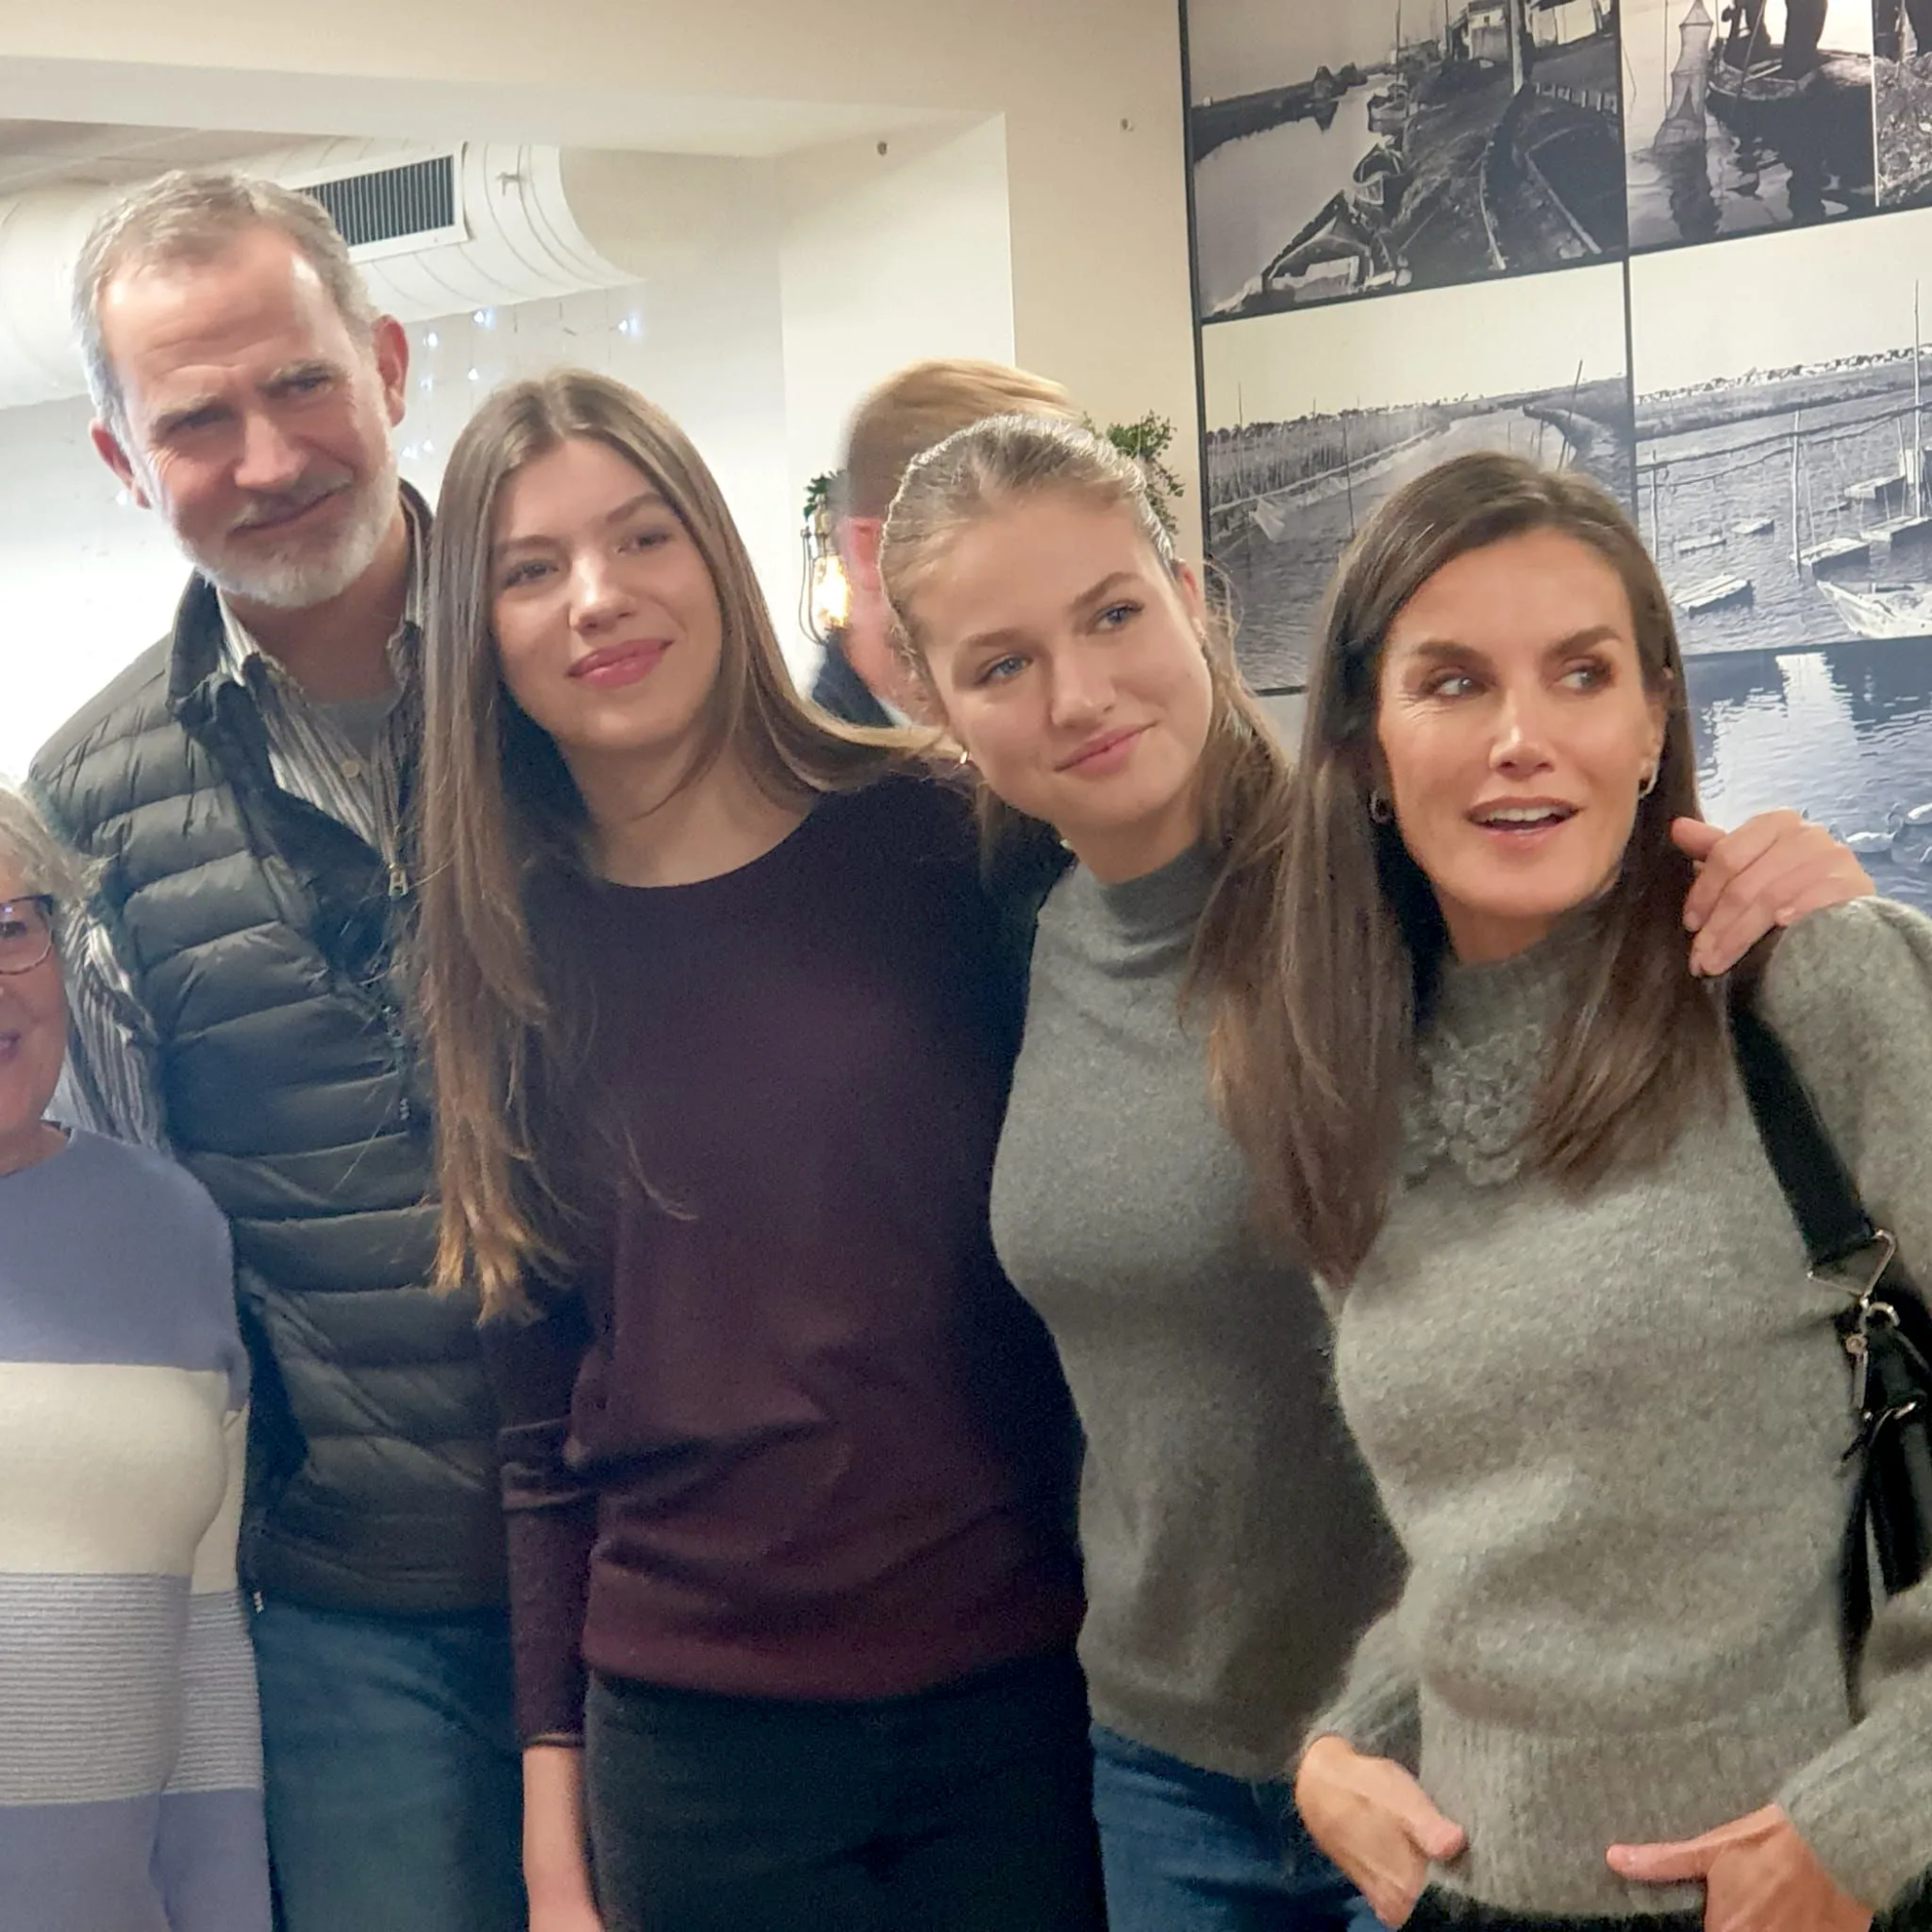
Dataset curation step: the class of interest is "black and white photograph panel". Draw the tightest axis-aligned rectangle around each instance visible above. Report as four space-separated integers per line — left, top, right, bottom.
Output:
1630 209 1932 659
1635 207 1932 906
1201 263 1634 690
1625 0 1875 253
1688 640 1932 909
1876 0 1932 206
1185 0 1624 324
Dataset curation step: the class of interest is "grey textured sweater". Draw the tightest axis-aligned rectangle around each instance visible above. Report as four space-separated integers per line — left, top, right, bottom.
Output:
1317 898 1932 1917
992 848 1402 1780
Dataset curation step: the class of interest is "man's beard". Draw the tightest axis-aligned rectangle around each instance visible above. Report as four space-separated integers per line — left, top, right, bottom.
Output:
170 440 402 612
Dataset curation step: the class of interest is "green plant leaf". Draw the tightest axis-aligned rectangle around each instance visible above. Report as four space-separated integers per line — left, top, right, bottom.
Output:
1083 412 1186 536
803 470 838 523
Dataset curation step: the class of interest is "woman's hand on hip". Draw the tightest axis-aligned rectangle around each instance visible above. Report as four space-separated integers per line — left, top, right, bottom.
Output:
524 1743 606 1932
1607 1803 1872 1932
1293 1733 1466 1929
529 1900 606 1932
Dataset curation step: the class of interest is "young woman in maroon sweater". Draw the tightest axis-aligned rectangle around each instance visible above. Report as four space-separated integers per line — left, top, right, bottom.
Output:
412 371 1094 1932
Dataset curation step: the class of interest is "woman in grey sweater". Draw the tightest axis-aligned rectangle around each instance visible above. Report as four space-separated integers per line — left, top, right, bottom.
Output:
1259 451 1932 1931
877 419 1879 1932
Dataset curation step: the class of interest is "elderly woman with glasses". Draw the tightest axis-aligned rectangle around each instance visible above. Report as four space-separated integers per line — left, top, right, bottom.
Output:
0 784 270 1930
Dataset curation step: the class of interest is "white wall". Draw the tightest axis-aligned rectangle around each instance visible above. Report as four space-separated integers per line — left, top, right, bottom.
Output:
779 118 1016 506
0 394 186 781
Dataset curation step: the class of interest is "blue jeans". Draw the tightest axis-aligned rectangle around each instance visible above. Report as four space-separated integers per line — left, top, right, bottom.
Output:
251 1598 526 1932
1092 1723 1382 1932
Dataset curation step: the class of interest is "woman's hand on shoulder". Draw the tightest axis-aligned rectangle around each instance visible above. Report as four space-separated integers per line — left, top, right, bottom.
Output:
1673 813 1871 979
1293 1732 1466 1929
1607 1803 1872 1932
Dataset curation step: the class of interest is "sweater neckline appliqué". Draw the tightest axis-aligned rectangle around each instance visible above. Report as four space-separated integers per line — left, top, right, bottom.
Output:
1399 921 1591 1188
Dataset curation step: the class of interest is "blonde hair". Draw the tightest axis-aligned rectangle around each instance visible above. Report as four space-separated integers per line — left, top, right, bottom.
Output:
418 369 911 1318
840 358 1076 525
879 410 1296 1056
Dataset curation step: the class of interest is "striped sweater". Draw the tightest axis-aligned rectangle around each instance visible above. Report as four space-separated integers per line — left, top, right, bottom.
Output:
0 1129 270 1931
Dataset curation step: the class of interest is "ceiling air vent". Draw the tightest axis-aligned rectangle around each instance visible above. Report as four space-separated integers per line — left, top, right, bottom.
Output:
300 156 463 258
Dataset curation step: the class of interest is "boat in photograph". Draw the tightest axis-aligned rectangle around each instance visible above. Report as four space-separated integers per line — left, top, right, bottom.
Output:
1801 530 1874 570
1675 572 1755 613
1200 0 1623 317
1678 572 1754 614
1367 77 1412 133
1815 579 1932 637
1708 49 1870 118
1256 191 1409 304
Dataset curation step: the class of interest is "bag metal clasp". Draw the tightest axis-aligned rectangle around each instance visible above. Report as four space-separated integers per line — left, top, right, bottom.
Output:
1813 1229 1899 1313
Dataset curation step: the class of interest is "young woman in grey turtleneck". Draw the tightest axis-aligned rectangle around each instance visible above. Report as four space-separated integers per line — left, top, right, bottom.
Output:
877 417 1875 1932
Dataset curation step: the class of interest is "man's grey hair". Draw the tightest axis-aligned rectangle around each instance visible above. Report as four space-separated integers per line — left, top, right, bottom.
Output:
73 168 379 432
0 784 83 906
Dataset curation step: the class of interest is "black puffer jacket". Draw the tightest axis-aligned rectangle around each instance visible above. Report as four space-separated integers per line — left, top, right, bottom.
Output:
32 575 503 1613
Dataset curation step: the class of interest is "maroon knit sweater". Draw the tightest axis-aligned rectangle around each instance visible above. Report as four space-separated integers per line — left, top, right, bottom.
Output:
482 774 1084 1741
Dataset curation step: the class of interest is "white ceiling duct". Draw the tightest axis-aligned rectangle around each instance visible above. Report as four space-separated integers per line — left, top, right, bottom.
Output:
0 182 114 406
0 139 655 412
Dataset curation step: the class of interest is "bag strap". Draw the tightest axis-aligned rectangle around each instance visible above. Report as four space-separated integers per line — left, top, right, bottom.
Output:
1726 966 1880 1275
1726 958 1885 1677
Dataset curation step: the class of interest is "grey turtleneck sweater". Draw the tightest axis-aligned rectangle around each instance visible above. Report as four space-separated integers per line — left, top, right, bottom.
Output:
1316 898 1932 1918
991 847 1403 1781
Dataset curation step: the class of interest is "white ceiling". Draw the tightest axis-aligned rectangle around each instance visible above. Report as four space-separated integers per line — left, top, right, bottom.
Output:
0 60 949 168
0 120 292 196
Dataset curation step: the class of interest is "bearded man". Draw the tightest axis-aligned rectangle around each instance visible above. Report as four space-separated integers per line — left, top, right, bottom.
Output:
30 171 524 1932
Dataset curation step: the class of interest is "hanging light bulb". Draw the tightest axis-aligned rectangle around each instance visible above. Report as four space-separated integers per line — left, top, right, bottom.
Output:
810 548 851 638
798 486 849 648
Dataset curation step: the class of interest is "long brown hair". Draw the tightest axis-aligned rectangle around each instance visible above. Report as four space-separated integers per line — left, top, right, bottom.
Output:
878 412 1298 1063
418 369 908 1318
1233 450 1726 1286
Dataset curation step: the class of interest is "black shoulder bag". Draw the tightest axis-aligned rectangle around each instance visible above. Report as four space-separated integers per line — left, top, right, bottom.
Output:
1729 972 1932 1671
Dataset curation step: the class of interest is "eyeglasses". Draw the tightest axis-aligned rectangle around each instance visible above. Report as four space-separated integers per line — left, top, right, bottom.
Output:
0 896 55 977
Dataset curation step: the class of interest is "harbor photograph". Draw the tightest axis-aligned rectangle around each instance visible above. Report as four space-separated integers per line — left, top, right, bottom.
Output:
1184 0 1625 322
1624 0 1875 252
1630 209 1932 657
1689 639 1932 909
1201 263 1633 689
